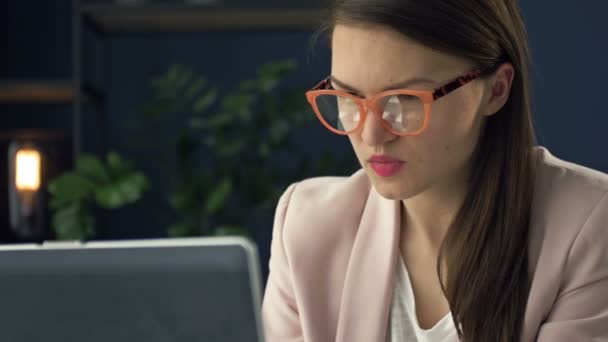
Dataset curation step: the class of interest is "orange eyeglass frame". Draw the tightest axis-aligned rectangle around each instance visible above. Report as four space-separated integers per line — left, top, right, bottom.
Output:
305 64 499 136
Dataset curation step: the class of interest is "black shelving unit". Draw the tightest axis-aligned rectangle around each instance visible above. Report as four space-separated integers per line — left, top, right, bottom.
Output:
2 1 327 164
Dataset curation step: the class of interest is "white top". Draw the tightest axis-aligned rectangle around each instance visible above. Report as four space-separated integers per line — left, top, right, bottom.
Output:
387 256 459 342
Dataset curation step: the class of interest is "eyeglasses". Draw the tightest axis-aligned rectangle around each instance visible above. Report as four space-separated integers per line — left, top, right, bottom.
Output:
305 65 497 136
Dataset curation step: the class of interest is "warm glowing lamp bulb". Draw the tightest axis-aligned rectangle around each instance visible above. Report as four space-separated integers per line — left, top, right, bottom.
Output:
15 149 41 192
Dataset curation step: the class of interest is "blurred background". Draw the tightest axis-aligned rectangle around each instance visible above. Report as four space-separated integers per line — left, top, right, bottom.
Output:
1 0 607 282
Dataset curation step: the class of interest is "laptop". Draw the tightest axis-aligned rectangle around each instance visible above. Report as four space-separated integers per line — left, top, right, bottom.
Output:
0 237 265 342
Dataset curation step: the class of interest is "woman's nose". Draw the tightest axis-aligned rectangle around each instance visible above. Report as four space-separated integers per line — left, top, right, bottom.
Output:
359 109 397 146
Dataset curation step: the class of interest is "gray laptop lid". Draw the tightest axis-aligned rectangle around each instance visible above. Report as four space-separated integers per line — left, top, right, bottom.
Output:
0 237 265 342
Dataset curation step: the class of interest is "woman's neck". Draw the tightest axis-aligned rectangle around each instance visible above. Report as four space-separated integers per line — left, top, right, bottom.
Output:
400 173 469 250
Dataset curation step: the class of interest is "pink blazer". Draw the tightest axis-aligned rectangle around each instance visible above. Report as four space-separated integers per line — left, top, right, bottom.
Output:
262 147 608 342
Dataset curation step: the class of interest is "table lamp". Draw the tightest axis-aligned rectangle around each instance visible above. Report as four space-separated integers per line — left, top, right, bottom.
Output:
8 142 46 240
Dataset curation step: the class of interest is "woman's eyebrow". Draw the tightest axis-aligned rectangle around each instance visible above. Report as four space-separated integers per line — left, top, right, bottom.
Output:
329 75 438 95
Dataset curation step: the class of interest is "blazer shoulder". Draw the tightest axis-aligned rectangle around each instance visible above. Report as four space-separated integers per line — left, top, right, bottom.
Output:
535 146 608 195
530 147 608 265
534 147 608 210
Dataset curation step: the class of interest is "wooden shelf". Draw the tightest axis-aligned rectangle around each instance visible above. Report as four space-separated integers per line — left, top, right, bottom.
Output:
0 129 67 142
81 5 327 32
0 81 104 104
0 81 74 103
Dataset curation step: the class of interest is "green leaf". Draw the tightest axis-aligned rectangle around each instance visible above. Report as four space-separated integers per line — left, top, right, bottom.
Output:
95 186 123 209
214 225 249 237
256 59 298 92
193 88 219 113
106 152 132 178
121 172 148 200
205 111 235 129
237 107 252 122
76 155 110 184
205 178 233 215
48 172 96 209
52 202 95 240
95 172 148 209
185 77 207 100
174 66 194 90
167 64 180 83
106 152 123 169
258 78 279 92
258 59 298 80
221 94 255 114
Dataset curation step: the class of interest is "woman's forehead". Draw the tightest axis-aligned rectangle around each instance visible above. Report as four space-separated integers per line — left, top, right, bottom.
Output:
330 24 470 93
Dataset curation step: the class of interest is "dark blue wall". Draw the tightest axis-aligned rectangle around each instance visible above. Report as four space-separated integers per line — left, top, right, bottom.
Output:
1 1 72 79
521 1 608 170
0 1 72 130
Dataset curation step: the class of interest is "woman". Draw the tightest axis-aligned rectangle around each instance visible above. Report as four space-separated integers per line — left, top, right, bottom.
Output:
262 1 608 341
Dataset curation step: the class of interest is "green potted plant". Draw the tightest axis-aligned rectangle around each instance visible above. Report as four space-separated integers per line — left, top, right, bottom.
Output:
47 152 149 240
139 59 357 237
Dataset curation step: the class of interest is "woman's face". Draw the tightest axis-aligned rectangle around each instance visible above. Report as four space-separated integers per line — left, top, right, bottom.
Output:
331 24 502 200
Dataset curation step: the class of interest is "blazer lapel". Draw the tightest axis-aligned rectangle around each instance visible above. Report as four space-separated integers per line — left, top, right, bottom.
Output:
335 188 401 342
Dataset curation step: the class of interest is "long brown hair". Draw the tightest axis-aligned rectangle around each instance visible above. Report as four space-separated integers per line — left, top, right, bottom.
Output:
323 1 537 341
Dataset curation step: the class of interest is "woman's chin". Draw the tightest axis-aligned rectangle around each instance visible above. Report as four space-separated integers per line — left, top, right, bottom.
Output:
369 177 408 200
366 171 425 201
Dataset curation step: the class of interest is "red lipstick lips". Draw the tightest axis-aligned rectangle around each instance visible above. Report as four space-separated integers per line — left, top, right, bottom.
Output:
368 155 406 177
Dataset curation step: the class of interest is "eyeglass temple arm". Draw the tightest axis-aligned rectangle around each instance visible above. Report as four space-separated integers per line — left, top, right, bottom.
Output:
432 62 503 101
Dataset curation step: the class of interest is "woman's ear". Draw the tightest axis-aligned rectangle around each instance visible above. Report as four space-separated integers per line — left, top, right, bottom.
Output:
481 63 515 117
